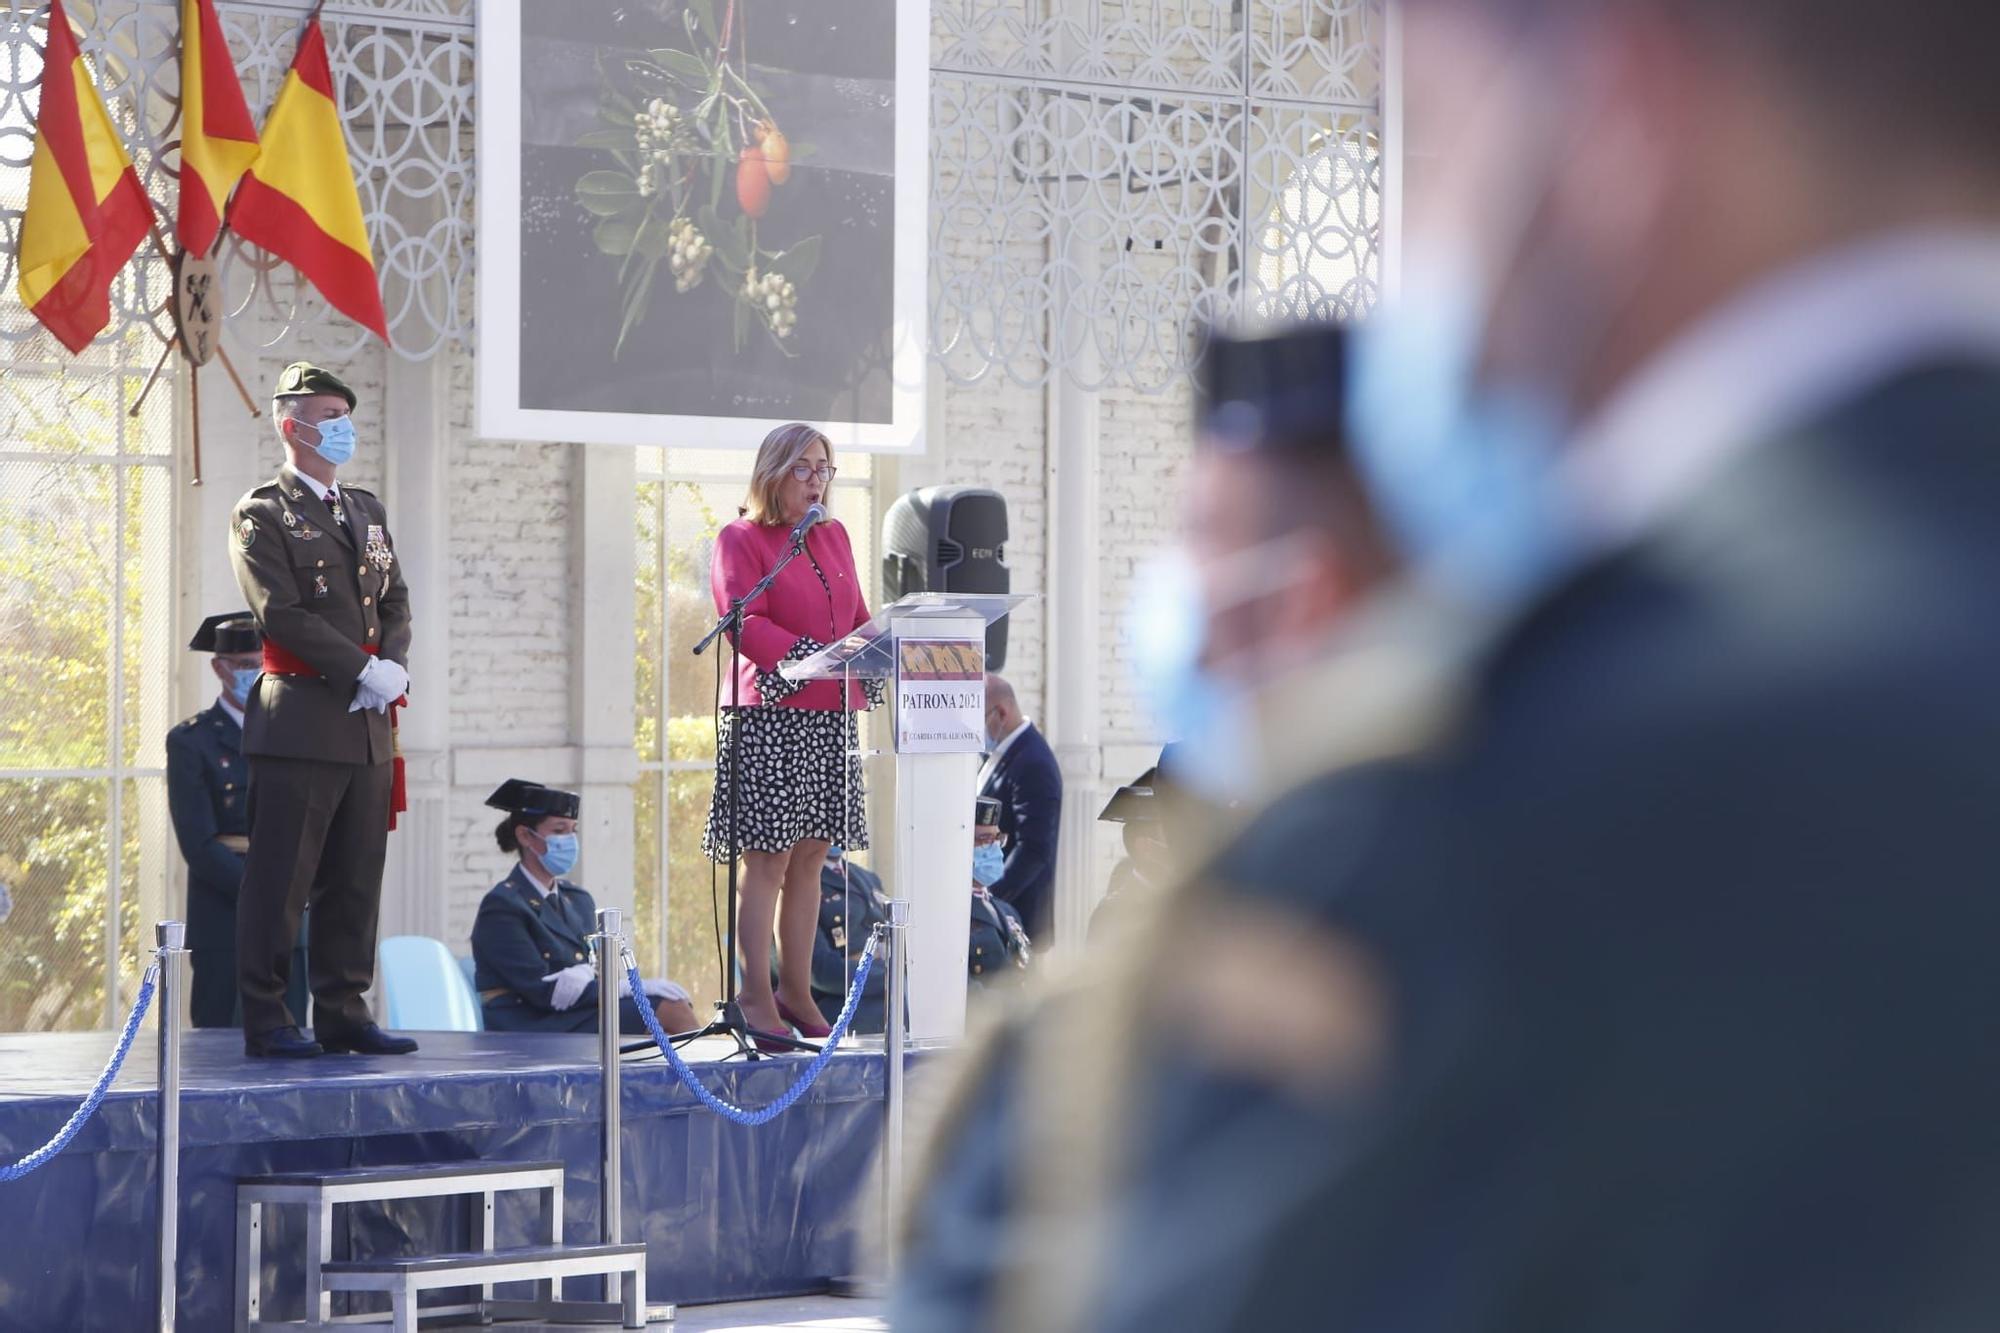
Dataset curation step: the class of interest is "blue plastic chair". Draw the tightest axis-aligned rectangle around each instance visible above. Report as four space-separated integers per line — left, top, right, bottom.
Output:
378 935 484 1032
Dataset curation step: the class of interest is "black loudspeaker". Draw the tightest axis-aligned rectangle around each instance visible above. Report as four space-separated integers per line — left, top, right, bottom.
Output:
882 485 1010 670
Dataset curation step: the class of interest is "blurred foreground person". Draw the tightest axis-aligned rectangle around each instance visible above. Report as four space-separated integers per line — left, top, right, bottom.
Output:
896 321 1422 1326
901 0 2000 1328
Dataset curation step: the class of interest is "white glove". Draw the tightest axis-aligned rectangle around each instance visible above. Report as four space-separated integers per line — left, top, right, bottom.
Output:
540 962 593 1010
372 658 410 700
348 657 410 713
642 977 689 1004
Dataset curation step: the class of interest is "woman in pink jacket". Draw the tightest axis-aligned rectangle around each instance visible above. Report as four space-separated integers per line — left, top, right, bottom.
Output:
701 422 877 1044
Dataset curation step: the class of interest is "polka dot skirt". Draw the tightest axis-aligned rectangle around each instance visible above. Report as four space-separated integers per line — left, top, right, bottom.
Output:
702 706 869 859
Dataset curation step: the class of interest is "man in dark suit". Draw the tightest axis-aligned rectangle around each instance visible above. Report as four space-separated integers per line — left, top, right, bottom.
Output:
900 0 2000 1328
976 673 1062 945
229 362 415 1059
166 612 308 1029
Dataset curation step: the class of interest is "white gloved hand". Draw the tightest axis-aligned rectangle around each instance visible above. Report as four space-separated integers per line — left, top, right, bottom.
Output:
641 977 689 1004
540 962 593 1010
371 658 410 700
348 657 406 713
349 657 409 713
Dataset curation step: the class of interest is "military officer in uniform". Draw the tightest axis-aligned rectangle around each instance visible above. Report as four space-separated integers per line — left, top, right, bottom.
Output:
796 845 1028 1034
166 612 309 1029
228 362 417 1059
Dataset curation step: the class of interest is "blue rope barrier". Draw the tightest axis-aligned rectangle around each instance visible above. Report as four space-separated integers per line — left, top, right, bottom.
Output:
0 962 158 1182
625 931 880 1126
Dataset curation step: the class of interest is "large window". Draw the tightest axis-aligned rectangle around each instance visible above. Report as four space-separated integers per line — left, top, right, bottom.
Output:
0 354 179 1031
1254 116 1382 322
632 447 875 1007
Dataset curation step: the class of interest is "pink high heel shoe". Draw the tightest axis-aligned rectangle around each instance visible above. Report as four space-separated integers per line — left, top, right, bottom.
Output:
775 996 833 1039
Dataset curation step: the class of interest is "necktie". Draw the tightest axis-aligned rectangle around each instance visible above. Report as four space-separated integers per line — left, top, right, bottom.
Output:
324 489 346 529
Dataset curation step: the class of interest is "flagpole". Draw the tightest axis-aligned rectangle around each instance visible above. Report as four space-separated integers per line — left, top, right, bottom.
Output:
212 345 262 422
129 335 180 420
188 356 203 486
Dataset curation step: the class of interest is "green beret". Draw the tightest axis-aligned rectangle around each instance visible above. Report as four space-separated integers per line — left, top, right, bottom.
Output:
272 361 357 409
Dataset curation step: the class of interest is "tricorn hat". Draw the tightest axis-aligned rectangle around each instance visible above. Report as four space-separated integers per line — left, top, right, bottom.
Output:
1197 321 1349 451
1098 765 1162 824
188 611 262 655
484 779 582 820
272 361 357 410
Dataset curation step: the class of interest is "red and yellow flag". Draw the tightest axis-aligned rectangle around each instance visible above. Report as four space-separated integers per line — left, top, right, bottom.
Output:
175 0 259 258
16 0 155 354
228 16 389 343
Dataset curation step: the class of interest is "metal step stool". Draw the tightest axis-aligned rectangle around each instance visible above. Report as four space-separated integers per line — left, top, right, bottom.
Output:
235 1159 641 1330
322 1243 647 1332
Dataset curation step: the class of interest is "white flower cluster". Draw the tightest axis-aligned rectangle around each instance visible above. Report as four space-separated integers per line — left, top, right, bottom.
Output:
668 216 713 292
741 268 799 339
635 99 691 198
634 98 686 154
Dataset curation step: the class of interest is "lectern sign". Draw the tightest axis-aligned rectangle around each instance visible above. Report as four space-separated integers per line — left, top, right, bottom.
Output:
895 637 985 754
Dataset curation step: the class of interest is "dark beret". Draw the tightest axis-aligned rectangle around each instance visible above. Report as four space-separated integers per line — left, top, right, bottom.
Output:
272 361 357 409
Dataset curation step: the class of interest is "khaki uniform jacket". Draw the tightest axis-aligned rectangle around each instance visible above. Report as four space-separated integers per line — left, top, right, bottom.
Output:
228 470 412 765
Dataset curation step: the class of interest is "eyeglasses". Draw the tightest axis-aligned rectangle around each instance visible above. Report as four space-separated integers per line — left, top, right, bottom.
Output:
788 463 838 482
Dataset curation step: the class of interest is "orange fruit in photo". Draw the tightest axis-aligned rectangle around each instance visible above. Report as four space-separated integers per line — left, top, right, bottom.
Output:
736 146 771 218
760 123 791 185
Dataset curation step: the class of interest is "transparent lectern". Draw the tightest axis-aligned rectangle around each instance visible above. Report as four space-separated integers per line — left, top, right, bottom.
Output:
783 592 1030 1044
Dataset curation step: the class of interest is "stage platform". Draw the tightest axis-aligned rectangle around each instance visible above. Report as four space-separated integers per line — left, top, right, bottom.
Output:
0 1029 892 1332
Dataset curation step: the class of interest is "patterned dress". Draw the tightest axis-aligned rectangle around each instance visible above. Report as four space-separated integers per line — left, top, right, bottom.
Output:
702 552 880 858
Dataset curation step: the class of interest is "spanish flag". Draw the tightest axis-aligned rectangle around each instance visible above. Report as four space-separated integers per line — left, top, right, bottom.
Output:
228 15 389 343
16 0 154 354
175 0 259 258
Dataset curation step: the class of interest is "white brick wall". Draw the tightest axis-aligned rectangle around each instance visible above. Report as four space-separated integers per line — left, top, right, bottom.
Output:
440 342 580 932
931 372 1050 717
1097 375 1194 753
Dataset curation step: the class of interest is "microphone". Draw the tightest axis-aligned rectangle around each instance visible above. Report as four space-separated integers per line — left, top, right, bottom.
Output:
788 502 827 547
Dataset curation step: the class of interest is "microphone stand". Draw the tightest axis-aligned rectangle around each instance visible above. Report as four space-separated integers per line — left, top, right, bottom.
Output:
674 523 823 1060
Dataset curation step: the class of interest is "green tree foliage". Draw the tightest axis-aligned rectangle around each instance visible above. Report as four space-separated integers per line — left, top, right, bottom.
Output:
0 373 159 1031
632 477 729 1008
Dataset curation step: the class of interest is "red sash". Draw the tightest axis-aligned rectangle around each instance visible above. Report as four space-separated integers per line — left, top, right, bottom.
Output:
260 641 409 830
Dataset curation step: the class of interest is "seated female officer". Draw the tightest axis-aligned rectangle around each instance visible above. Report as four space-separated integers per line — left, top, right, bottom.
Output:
471 779 699 1035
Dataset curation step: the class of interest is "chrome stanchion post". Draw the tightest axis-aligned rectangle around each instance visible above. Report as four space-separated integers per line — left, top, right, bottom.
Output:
883 902 909 1272
593 909 623 1248
155 920 187 1333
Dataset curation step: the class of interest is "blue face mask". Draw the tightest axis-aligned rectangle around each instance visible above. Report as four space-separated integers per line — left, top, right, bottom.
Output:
1129 549 1258 804
230 666 260 703
972 841 1006 886
307 414 357 467
1346 256 1575 609
536 831 579 877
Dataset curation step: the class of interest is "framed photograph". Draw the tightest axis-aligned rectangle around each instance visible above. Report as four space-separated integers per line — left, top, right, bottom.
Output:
477 0 926 451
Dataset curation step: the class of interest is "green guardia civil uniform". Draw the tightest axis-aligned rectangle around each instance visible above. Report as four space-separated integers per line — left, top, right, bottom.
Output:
227 362 412 1039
